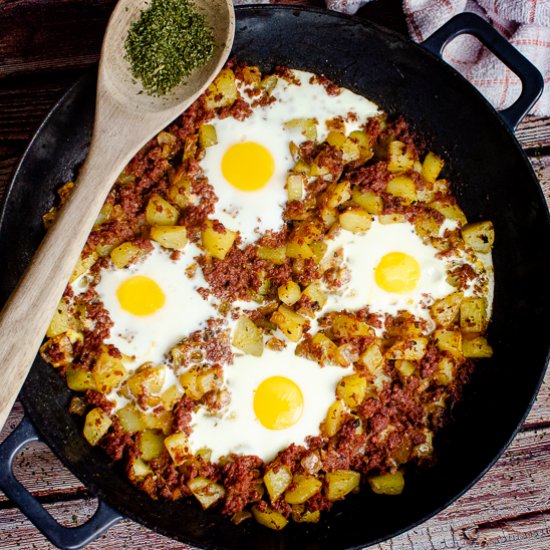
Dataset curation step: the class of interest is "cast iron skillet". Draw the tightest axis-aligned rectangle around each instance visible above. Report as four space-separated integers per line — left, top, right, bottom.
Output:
0 6 548 550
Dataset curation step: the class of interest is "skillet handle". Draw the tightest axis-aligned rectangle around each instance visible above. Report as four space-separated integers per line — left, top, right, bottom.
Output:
421 12 544 129
0 416 123 550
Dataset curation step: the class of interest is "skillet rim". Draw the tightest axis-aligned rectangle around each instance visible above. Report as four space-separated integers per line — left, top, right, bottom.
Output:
1 5 549 549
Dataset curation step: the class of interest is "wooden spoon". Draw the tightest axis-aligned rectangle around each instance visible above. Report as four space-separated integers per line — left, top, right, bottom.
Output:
0 0 235 430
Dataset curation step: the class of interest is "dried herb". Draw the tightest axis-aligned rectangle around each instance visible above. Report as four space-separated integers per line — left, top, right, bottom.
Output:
125 0 215 96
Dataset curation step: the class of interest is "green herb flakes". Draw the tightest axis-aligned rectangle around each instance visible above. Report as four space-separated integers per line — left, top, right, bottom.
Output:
125 0 215 96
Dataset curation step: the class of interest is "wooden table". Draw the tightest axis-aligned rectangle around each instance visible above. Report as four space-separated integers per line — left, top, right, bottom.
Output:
1 1 549 548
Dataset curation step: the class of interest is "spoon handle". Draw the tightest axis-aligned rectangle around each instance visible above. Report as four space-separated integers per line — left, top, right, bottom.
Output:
0 139 128 430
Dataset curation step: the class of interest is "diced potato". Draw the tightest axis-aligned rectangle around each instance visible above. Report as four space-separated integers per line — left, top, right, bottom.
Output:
326 470 361 501
167 176 191 209
138 430 165 461
368 471 405 495
278 281 301 306
47 298 77 337
284 475 322 504
257 245 286 264
159 384 184 410
199 124 218 148
332 314 373 338
40 331 81 368
387 141 414 173
242 65 261 86
128 457 152 479
351 189 383 214
336 373 368 409
264 466 293 501
326 131 346 148
430 291 463 328
386 338 428 361
285 241 313 259
146 193 179 226
395 360 416 377
66 364 96 392
117 404 146 433
321 399 346 437
286 174 305 201
70 252 98 283
92 350 128 393
461 221 495 253
386 175 417 204
188 477 226 509
326 181 351 209
341 138 361 163
292 507 320 523
302 282 327 307
232 316 264 357
339 208 372 233
310 241 327 264
142 409 173 435
460 297 488 333
150 225 188 250
463 335 493 358
83 407 112 446
180 366 222 400
297 333 346 367
271 305 307 342
201 220 237 260
348 130 370 149
293 160 311 175
414 212 441 241
205 68 238 109
320 206 337 227
421 152 444 183
110 242 146 269
436 357 455 386
284 118 317 140
434 329 463 359
261 75 278 94
360 343 384 373
251 504 288 530
429 200 467 227
164 432 190 466
126 365 165 401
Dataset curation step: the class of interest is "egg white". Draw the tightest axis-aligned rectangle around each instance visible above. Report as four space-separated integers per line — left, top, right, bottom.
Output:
95 242 218 371
200 69 380 243
187 345 353 462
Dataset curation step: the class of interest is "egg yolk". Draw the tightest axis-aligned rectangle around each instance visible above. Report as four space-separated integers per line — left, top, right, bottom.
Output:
253 376 303 430
374 252 421 294
221 142 275 191
116 275 165 316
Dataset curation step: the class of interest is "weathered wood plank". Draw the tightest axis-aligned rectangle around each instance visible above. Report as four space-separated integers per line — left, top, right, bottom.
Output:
517 116 550 149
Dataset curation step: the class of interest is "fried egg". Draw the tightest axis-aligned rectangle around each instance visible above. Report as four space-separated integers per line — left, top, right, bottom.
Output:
200 70 379 242
322 220 467 330
187 345 353 462
95 243 218 370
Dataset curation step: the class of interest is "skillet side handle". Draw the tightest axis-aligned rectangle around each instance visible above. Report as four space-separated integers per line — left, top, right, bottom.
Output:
421 12 544 129
0 417 123 550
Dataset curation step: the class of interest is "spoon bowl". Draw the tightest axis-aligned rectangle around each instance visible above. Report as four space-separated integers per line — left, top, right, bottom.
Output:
0 0 235 431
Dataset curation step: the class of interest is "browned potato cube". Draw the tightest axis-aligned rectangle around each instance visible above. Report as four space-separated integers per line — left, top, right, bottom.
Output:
164 432 190 466
201 220 237 260
110 241 146 269
352 189 383 214
463 335 493 358
421 152 444 183
461 221 495 253
430 292 463 328
270 306 307 342
284 475 322 504
146 193 179 226
252 504 288 530
198 124 218 148
321 399 346 437
150 225 188 249
368 471 405 495
386 175 417 204
278 280 302 306
188 477 225 509
336 373 368 409
326 470 361 501
92 349 128 393
286 174 305 201
83 408 112 446
434 329 463 359
232 316 264 357
264 466 292 502
204 69 238 109
460 297 488 333
387 140 414 173
138 430 165 461
257 245 287 264
339 208 372 233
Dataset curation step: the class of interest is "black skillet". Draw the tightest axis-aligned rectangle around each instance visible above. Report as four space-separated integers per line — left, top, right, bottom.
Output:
0 6 548 550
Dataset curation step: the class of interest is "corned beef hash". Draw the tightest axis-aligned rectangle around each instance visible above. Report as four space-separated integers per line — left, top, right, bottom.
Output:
40 61 495 529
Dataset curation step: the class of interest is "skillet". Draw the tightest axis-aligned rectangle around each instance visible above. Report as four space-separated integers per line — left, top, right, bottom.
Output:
0 6 549 550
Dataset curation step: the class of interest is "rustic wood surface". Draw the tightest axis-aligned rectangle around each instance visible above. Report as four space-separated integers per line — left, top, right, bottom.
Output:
0 0 548 548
